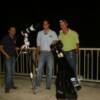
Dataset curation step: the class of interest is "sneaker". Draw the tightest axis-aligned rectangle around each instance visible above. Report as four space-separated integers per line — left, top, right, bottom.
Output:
5 89 10 93
34 87 40 94
75 84 82 91
12 86 18 89
71 77 82 91
46 87 51 90
73 81 82 91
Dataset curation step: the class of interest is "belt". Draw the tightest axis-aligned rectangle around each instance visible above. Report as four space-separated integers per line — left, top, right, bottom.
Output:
40 50 51 53
65 49 76 53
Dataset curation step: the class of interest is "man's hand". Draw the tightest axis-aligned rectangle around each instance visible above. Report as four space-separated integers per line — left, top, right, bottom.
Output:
15 47 20 55
36 54 40 64
0 45 11 59
36 47 40 64
5 54 11 59
76 44 80 53
16 47 20 51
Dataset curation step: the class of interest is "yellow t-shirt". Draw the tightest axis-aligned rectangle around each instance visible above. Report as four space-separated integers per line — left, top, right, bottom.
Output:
59 29 79 51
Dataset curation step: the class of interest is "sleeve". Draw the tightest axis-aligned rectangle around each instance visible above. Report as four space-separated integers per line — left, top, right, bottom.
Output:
0 37 6 46
58 31 62 40
36 32 41 47
75 32 79 44
0 40 2 45
53 31 58 40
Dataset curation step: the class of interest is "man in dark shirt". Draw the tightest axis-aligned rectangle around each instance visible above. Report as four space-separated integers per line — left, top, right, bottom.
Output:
0 26 18 93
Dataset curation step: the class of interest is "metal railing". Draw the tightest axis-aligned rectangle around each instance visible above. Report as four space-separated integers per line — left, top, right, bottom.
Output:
0 48 37 76
77 48 100 82
0 48 100 82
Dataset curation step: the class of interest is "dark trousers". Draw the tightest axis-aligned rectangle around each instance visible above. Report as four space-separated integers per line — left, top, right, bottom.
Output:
5 56 16 90
64 50 77 77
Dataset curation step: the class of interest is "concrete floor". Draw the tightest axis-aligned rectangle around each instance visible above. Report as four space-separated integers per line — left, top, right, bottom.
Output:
0 77 100 100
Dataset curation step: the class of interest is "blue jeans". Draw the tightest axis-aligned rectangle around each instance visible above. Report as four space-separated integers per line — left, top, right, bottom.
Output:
5 56 16 90
64 50 77 77
34 51 54 89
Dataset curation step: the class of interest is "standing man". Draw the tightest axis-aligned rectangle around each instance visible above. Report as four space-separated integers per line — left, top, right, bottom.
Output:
0 26 18 93
59 19 79 79
34 20 58 94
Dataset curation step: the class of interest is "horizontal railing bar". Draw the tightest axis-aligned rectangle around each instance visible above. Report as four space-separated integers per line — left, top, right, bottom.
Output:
80 48 100 50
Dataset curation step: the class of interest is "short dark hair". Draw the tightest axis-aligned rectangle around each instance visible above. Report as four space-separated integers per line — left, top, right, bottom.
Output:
59 19 69 27
7 25 16 30
42 19 50 25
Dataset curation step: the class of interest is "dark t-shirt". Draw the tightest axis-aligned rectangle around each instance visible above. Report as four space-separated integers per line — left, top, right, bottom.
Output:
0 35 17 57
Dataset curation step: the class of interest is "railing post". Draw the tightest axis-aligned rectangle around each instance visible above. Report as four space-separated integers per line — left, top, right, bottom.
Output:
84 50 86 79
91 50 93 80
97 51 99 80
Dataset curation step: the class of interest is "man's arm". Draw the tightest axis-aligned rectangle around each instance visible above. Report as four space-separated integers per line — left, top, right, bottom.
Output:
53 31 58 40
74 32 80 53
58 31 62 40
15 47 20 55
0 45 10 59
36 32 41 62
36 46 40 62
76 43 80 53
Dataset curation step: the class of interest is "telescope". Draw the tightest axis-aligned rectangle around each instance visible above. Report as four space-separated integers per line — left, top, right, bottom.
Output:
21 24 36 50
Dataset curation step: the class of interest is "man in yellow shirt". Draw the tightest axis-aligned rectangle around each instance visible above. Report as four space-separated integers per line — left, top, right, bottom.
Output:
59 19 79 78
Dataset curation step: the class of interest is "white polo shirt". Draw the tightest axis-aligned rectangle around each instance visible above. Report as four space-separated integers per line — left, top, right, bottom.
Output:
37 29 58 51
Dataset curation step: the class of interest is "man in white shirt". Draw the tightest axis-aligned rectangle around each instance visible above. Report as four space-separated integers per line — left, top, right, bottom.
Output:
34 20 58 94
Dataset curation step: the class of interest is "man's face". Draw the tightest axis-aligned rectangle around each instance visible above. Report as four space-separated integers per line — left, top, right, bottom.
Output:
59 20 68 29
8 27 16 36
43 21 50 30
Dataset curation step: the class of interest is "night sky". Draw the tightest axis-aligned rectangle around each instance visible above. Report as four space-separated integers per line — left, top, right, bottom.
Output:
0 1 100 47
